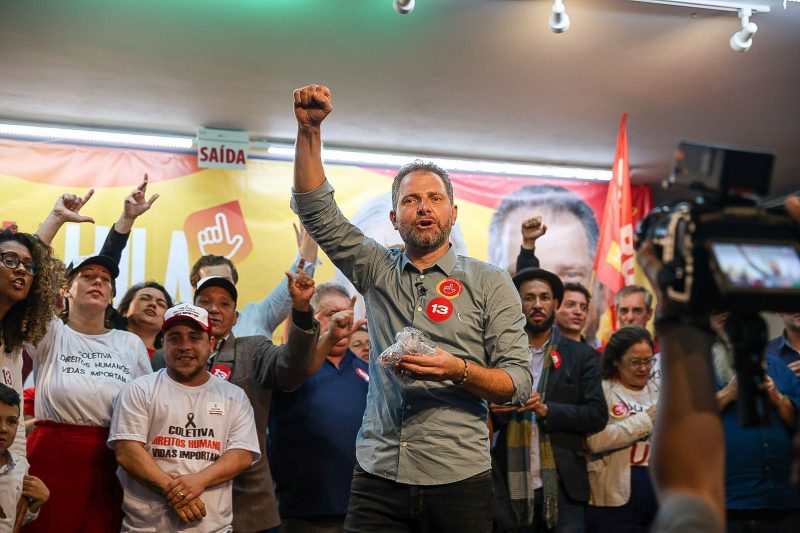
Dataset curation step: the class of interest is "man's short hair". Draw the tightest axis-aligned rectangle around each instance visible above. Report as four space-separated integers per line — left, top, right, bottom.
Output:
190 255 238 288
391 160 454 211
614 285 653 309
0 383 20 410
310 282 351 310
563 282 591 303
488 184 599 266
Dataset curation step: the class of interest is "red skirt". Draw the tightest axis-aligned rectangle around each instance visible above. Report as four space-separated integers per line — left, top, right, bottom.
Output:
23 421 122 533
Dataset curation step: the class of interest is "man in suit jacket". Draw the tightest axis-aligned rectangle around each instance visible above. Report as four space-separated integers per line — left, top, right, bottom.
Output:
493 267 607 532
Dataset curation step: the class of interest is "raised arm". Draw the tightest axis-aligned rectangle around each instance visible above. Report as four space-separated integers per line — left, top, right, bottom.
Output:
233 223 319 338
293 84 333 193
637 241 724 526
99 174 159 262
516 216 546 272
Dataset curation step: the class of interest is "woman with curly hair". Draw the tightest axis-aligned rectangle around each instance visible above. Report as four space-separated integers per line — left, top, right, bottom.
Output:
24 188 153 533
585 326 660 533
0 228 62 457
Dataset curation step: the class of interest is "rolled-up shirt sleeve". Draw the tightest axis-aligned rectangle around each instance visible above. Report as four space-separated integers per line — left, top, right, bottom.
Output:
483 270 532 405
291 180 386 294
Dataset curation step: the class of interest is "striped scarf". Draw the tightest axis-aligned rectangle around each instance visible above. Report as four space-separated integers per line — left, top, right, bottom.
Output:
505 328 560 529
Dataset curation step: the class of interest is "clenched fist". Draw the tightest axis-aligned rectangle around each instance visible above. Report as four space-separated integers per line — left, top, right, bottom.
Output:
294 84 333 128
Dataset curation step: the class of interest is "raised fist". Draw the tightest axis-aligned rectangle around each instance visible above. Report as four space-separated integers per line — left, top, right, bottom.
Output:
294 84 333 128
521 216 547 249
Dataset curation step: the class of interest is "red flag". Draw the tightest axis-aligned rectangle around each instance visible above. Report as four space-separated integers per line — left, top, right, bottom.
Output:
593 113 635 294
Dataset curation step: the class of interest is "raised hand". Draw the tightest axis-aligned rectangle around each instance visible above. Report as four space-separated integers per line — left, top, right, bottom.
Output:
123 174 159 220
294 221 319 264
197 212 244 259
521 216 547 250
52 189 95 224
294 84 333 128
286 258 315 311
328 296 367 343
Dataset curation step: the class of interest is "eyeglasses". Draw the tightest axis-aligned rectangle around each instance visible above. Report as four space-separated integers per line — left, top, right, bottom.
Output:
0 252 38 276
621 357 655 369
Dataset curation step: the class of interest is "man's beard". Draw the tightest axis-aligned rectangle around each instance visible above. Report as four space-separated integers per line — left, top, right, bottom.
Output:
525 312 555 335
396 218 451 251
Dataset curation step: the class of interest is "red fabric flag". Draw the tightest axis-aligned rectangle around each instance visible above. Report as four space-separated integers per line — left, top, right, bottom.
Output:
593 113 635 294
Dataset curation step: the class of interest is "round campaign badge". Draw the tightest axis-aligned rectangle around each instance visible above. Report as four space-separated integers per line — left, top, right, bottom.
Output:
426 297 454 322
436 277 463 299
210 364 232 381
550 351 562 369
355 368 370 382
610 401 630 419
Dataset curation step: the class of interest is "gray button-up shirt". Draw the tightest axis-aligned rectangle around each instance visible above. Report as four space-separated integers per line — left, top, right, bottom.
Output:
292 180 531 485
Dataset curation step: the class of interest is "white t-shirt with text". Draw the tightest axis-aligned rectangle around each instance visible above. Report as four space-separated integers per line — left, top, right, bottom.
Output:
109 370 260 533
26 317 151 427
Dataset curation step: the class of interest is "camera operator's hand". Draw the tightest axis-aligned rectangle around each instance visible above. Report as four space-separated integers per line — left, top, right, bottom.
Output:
715 377 738 411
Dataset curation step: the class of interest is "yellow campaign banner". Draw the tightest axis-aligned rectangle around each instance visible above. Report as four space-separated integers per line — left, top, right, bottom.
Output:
1 140 652 345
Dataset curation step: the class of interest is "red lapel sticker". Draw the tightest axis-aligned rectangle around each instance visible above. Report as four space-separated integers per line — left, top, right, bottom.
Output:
210 364 232 381
427 297 454 322
610 401 630 419
355 368 370 382
550 350 562 369
436 278 463 299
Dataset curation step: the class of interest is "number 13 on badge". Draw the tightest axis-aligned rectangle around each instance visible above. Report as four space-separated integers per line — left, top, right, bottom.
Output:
427 297 453 322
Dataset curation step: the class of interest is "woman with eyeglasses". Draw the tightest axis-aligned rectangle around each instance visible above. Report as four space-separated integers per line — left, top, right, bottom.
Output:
0 229 61 457
585 326 660 533
22 190 152 533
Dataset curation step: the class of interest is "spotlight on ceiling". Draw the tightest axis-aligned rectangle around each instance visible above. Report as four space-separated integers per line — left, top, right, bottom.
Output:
730 8 758 52
393 0 415 14
549 0 571 33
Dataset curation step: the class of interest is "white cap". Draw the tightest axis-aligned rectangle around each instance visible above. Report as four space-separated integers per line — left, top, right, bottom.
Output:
162 303 210 332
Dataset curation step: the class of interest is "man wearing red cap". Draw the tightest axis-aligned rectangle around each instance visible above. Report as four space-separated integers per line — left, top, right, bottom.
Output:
110 303 260 532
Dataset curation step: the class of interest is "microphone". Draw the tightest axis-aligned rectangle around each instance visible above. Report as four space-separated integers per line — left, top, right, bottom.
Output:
415 280 427 298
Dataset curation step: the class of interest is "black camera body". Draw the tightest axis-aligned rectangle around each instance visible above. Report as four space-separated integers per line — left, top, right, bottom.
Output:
636 141 800 315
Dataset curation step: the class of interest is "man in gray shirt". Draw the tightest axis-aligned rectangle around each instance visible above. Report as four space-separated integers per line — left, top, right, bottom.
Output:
291 84 532 532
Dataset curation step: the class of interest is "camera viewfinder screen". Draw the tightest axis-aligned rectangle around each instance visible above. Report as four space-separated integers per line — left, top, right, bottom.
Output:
711 242 800 290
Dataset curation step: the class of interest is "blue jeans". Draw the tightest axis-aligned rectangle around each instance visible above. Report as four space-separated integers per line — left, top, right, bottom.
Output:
344 465 493 532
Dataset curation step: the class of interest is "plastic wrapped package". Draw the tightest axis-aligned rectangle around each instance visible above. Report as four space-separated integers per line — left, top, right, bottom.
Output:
378 327 437 382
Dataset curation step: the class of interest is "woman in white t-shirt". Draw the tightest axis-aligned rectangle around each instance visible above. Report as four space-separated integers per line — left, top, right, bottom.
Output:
25 253 151 533
0 229 62 458
586 326 660 533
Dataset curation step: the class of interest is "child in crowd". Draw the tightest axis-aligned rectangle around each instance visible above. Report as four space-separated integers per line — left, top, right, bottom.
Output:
0 383 49 531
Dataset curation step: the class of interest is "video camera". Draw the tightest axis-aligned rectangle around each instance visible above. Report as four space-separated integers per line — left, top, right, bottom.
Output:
636 141 800 315
636 141 800 427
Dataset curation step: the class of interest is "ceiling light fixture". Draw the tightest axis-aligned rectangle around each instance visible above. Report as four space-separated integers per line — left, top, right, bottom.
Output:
265 142 612 181
549 0 571 33
630 0 769 52
393 0 415 14
729 8 758 52
0 122 194 150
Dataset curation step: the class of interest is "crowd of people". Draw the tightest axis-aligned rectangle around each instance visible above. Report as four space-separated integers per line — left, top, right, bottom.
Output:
0 84 798 533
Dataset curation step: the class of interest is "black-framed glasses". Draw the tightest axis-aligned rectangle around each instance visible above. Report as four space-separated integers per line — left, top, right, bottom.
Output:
0 252 39 276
